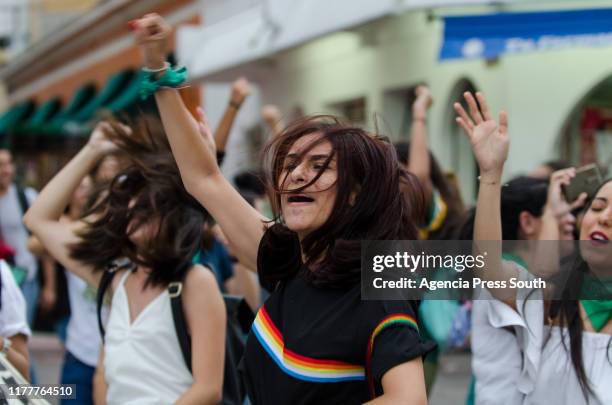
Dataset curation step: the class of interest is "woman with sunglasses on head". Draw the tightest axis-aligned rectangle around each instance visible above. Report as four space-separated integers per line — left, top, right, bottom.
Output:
24 116 226 405
134 13 434 405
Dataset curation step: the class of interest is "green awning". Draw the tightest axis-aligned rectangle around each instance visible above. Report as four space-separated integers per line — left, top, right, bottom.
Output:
72 70 134 122
0 101 35 135
14 98 62 136
58 69 145 137
27 98 62 126
105 70 145 113
40 84 97 135
54 84 96 122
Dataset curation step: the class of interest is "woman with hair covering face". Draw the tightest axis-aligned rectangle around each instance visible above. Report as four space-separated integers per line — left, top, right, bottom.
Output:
134 13 434 405
23 116 226 405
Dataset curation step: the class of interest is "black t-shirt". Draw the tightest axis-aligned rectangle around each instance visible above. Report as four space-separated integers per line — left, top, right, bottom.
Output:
242 226 435 405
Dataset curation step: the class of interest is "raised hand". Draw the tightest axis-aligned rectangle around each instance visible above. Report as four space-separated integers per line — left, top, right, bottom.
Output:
261 105 282 123
454 92 508 178
132 13 171 70
230 77 251 107
412 85 433 120
87 121 122 155
545 168 588 238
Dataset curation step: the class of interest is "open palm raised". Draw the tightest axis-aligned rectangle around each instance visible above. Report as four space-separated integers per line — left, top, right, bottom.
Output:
454 92 508 176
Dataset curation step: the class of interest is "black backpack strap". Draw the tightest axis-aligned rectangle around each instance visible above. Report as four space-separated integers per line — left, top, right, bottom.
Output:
169 280 192 373
96 259 133 341
96 270 117 342
169 263 257 404
16 185 29 216
168 264 194 373
16 186 32 237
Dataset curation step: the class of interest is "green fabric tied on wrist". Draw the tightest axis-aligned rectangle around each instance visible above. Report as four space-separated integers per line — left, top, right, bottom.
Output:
140 65 188 100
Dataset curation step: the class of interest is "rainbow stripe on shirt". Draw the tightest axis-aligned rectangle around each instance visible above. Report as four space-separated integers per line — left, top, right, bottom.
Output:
366 314 419 397
251 306 365 383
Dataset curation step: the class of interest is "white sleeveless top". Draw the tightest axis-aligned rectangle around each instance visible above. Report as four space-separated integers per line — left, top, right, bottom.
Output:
104 271 193 404
65 272 102 367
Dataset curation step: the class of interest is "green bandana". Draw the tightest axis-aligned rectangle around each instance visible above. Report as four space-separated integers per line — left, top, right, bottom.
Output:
140 65 188 100
580 275 612 332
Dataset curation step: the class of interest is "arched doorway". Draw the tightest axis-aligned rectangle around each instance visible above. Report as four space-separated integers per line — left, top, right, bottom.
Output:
445 78 479 205
560 75 612 177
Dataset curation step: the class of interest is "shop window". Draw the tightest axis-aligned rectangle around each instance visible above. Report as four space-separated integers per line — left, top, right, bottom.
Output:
329 97 366 126
381 85 418 140
446 79 479 204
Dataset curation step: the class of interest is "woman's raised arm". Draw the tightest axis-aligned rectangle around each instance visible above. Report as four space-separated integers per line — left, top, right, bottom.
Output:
133 14 268 270
407 85 433 197
454 92 518 305
23 123 118 288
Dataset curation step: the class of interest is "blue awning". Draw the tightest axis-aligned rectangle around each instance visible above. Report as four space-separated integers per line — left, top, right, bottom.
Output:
440 8 612 60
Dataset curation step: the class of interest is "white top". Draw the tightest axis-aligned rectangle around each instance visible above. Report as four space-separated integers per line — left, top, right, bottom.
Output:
0 260 30 338
0 185 38 280
473 264 612 405
104 271 193 404
65 272 102 367
472 295 523 405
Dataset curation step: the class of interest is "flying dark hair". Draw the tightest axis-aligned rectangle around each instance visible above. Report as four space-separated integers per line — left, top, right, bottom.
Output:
69 113 211 287
458 176 549 241
394 141 465 240
259 115 425 288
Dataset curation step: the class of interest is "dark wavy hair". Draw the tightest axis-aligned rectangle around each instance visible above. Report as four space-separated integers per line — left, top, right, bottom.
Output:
69 113 210 287
458 176 549 241
258 115 425 288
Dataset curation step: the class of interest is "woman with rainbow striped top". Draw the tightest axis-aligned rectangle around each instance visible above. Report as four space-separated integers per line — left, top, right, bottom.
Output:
133 13 434 405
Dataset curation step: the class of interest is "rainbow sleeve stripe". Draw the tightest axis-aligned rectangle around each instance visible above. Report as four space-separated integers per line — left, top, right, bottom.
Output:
252 306 365 383
366 314 419 398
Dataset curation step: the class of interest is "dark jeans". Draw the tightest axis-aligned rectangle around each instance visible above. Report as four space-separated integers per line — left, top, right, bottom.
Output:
60 351 95 405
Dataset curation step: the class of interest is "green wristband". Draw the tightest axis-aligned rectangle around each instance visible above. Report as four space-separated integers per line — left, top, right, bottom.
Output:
140 65 188 100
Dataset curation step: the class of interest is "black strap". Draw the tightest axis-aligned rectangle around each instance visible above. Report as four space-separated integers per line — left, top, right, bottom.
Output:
16 185 29 216
16 186 31 237
96 259 134 341
96 270 118 342
169 277 192 373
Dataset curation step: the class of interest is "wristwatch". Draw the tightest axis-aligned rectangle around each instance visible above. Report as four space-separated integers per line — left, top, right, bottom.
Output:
1 337 11 354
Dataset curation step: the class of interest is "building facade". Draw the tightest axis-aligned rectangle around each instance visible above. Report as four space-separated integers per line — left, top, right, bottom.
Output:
0 0 201 186
179 0 612 203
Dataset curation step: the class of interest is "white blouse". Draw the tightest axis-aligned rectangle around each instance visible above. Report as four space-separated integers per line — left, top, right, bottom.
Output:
0 260 30 339
104 271 193 404
472 264 612 405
